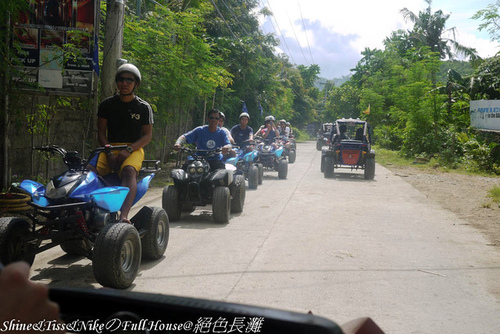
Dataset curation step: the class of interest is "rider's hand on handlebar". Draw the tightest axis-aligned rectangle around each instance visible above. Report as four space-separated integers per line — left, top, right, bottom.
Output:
173 144 182 151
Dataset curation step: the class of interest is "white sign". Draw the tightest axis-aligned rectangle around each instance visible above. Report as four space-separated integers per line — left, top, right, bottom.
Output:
470 100 500 132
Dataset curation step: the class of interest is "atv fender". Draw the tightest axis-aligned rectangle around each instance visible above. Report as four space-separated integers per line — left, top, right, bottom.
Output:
209 169 233 186
171 168 189 184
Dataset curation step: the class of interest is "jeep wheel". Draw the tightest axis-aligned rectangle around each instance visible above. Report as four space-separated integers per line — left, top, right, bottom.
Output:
324 156 335 178
288 149 296 164
257 163 264 185
248 165 259 189
162 186 181 221
141 207 169 260
230 175 246 213
278 159 288 179
0 217 36 265
212 186 230 223
364 157 375 180
93 222 141 289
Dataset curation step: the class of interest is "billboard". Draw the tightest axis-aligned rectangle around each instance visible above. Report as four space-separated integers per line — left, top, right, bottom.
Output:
12 0 98 95
470 100 500 132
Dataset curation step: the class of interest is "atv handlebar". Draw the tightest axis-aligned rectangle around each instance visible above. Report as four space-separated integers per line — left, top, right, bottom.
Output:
33 144 131 170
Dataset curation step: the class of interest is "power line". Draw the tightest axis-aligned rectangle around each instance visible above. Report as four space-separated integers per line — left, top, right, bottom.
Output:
297 1 315 64
261 0 296 64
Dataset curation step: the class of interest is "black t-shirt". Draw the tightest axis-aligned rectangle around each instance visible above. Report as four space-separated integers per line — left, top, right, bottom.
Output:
98 95 154 143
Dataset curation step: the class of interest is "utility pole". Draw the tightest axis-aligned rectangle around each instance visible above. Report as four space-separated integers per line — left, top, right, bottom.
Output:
101 0 126 100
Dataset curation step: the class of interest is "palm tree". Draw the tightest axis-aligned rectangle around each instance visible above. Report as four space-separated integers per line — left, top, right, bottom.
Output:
400 0 479 61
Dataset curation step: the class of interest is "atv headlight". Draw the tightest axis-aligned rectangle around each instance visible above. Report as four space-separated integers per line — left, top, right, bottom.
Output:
197 167 204 173
45 179 75 199
262 145 272 153
188 167 197 174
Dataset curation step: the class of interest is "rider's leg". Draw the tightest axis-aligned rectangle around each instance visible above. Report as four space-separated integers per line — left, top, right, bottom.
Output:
119 165 137 222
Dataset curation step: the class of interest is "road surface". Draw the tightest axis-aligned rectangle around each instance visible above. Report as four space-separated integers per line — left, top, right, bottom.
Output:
30 141 500 333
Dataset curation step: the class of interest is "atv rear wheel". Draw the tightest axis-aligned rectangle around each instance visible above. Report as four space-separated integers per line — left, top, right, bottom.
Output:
248 165 259 189
0 217 36 265
93 222 141 289
230 175 246 213
162 186 181 221
141 207 169 260
212 186 230 223
278 159 288 179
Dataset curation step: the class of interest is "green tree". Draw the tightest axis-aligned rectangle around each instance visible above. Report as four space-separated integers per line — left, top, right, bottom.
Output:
473 0 500 43
400 0 478 62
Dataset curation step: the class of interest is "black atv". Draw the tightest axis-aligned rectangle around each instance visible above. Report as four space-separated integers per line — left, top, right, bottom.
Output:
162 148 245 223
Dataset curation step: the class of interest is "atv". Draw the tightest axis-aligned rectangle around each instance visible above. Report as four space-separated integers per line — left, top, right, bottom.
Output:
0 145 169 289
321 118 375 179
163 147 245 223
254 138 288 179
225 141 263 190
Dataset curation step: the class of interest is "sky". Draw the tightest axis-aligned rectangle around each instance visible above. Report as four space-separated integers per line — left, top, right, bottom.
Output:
259 0 500 79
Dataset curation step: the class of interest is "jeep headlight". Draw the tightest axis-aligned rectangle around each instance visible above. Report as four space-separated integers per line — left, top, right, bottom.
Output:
45 179 75 199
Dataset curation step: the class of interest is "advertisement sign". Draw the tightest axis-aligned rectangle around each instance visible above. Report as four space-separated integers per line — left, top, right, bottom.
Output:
12 0 98 95
470 100 500 132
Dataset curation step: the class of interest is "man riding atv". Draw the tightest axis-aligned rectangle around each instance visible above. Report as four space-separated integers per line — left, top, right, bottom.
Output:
173 109 231 170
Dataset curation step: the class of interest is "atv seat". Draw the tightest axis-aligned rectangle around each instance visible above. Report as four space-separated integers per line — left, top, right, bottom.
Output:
140 160 161 176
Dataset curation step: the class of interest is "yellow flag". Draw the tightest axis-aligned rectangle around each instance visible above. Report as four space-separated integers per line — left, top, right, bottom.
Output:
363 104 371 115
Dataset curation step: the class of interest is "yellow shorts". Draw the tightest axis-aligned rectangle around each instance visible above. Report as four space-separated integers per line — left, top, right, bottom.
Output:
96 143 144 176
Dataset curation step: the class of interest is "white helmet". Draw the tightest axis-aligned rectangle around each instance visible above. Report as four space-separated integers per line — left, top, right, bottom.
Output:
239 112 250 120
115 63 141 84
265 115 275 122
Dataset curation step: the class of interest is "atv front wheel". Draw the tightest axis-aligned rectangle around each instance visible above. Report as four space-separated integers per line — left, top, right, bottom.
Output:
0 217 36 265
288 149 296 163
278 159 288 179
162 186 181 221
230 175 246 213
212 186 231 223
93 223 141 289
248 165 259 189
141 207 169 260
256 163 264 185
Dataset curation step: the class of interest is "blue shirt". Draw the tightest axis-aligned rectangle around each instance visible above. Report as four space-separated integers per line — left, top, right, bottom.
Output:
230 125 253 146
184 125 230 160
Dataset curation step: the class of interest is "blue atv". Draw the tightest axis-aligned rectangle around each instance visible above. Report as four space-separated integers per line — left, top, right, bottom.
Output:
254 138 288 179
0 145 169 289
225 142 263 190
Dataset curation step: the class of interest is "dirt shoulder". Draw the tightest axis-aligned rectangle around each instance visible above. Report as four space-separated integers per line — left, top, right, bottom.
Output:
386 164 500 249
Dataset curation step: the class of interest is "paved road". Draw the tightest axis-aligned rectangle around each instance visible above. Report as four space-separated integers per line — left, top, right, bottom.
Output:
30 141 500 333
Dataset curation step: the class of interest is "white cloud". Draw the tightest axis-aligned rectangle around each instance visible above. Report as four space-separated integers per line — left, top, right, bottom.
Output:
260 0 500 78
